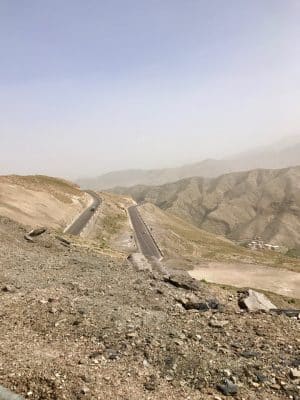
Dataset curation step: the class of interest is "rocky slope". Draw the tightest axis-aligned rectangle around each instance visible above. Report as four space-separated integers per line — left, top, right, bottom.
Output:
0 175 89 230
0 215 299 400
114 166 300 249
78 137 300 189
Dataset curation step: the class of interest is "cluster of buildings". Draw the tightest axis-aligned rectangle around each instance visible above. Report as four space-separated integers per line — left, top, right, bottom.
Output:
248 237 280 251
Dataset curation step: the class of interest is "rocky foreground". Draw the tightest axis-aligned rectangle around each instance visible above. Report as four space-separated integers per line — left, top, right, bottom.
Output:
0 216 299 399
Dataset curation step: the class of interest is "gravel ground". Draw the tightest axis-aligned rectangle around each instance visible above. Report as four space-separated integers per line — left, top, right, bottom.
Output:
0 216 299 400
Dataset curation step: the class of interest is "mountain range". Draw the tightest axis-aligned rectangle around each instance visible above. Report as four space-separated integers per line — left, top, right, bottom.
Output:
78 136 300 189
113 166 300 249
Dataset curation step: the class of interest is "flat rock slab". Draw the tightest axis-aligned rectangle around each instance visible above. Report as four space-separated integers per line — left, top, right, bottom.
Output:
0 385 24 400
239 289 276 312
164 274 200 291
28 227 47 237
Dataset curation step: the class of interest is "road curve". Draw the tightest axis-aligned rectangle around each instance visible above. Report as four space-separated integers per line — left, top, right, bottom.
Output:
65 190 101 235
128 205 162 259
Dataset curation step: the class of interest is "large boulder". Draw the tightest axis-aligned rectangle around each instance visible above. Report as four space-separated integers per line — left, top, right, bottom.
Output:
239 289 276 312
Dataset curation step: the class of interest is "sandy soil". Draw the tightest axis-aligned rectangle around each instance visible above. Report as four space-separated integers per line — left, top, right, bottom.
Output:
0 179 89 230
189 262 300 299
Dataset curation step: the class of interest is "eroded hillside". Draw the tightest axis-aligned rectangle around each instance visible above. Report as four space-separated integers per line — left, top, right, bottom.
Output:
115 166 300 250
0 175 90 230
137 203 300 272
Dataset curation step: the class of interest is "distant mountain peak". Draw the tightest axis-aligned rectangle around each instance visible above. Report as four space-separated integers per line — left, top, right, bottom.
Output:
77 137 300 190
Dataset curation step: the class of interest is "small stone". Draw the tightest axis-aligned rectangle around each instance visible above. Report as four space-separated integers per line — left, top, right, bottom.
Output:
81 386 89 395
255 373 268 383
291 359 300 368
183 302 210 311
89 351 102 360
290 368 300 379
28 227 47 237
270 383 281 390
174 339 184 346
126 332 137 339
217 380 238 396
143 359 149 368
2 285 15 293
144 375 158 391
105 348 119 360
24 234 34 242
209 319 229 328
240 350 260 359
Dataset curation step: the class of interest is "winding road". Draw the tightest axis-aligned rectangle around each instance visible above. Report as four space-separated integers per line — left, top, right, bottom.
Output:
128 205 162 259
65 190 101 235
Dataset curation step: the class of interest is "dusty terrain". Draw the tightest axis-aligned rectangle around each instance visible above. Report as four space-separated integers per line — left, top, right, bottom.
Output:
0 215 299 400
0 175 89 230
136 202 300 298
189 262 300 299
115 166 300 250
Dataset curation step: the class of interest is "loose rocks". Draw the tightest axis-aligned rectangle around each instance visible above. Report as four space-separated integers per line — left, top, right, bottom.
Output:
217 380 238 396
164 274 200 291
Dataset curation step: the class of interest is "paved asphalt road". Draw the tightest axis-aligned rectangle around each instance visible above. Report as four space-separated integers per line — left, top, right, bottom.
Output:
65 191 101 235
128 205 162 259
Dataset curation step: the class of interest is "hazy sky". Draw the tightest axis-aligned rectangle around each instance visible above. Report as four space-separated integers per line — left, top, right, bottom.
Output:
1 0 299 178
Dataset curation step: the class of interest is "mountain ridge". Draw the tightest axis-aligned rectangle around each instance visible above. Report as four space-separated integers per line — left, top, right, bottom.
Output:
112 165 300 249
77 137 300 189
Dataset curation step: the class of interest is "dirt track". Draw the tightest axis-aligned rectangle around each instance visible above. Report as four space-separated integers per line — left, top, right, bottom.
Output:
189 262 300 299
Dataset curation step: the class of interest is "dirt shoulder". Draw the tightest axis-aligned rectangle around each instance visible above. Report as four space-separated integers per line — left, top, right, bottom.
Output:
0 216 299 400
86 191 136 254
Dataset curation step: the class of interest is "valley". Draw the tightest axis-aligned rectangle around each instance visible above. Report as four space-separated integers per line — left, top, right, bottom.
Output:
115 166 300 251
0 174 299 399
3 3 300 399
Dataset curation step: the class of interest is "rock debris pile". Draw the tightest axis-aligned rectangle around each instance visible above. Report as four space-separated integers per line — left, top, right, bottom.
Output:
0 216 299 399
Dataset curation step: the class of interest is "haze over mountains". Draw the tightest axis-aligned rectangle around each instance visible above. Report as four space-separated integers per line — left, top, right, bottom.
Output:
114 166 300 249
78 136 300 190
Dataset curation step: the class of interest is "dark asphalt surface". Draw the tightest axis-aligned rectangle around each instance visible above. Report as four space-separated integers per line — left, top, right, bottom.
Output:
65 191 101 235
128 205 162 259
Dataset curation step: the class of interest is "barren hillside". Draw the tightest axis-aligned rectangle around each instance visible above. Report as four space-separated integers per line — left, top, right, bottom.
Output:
137 203 300 272
0 175 89 230
114 166 300 249
0 215 300 400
